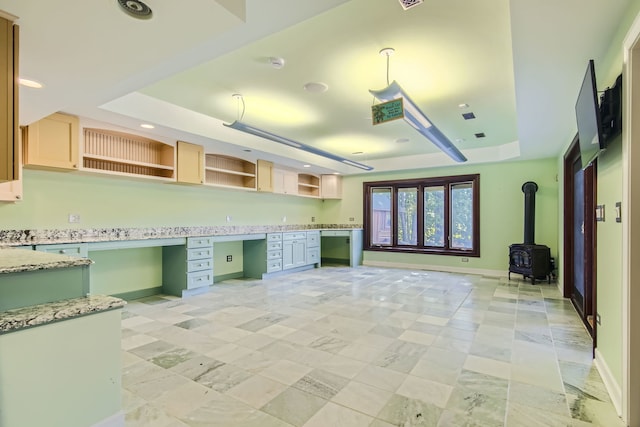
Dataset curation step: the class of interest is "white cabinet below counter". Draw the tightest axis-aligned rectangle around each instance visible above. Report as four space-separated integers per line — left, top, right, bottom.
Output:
243 230 320 279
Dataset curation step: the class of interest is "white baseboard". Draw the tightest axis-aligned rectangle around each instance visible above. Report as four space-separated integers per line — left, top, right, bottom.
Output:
362 260 507 278
92 411 125 427
594 349 622 416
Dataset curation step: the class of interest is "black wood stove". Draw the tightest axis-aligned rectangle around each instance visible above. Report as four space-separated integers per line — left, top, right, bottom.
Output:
508 181 552 284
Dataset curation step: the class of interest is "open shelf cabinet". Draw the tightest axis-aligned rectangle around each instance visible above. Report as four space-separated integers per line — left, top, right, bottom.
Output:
82 128 175 180
298 173 320 197
204 154 256 190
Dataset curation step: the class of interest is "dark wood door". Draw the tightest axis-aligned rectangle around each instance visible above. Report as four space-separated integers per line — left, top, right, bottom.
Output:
564 137 596 344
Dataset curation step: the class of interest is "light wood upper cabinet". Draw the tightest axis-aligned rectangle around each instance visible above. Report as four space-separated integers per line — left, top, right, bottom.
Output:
321 174 342 199
23 112 79 171
256 159 273 192
204 154 256 190
176 141 204 184
0 13 18 182
82 128 175 181
297 173 320 198
273 167 297 195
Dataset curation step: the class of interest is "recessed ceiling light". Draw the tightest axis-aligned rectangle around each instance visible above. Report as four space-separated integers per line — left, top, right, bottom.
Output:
19 78 43 89
333 172 341 175
303 164 311 168
140 123 155 129
395 138 410 144
458 103 469 109
269 57 285 69
303 82 329 94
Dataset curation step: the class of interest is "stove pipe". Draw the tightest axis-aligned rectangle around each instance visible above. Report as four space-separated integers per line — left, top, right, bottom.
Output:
522 181 538 245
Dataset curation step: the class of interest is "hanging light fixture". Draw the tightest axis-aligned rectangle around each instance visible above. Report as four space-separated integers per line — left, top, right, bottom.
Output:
223 94 373 171
369 48 467 163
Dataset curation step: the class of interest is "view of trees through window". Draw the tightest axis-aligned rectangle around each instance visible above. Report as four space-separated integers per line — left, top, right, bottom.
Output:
364 174 479 256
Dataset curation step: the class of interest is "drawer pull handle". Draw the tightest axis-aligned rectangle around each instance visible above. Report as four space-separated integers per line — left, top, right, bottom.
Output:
59 250 66 254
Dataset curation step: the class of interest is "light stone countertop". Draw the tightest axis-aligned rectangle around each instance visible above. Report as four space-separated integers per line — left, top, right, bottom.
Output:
0 224 364 246
0 294 126 334
0 247 92 274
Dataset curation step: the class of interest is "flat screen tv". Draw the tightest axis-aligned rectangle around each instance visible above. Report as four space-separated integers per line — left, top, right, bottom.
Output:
575 59 605 169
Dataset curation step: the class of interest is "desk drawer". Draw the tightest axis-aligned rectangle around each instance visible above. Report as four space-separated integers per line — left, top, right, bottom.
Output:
35 243 88 258
187 258 213 272
267 233 282 242
307 247 320 264
267 259 282 273
267 250 282 260
267 241 282 251
187 236 213 249
187 247 213 260
321 230 351 237
283 232 306 241
187 270 213 289
307 231 320 247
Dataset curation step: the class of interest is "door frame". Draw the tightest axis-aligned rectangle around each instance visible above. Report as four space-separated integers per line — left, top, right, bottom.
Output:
563 137 597 343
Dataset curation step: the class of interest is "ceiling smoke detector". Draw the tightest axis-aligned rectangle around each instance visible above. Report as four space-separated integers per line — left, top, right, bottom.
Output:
117 0 153 19
397 0 424 10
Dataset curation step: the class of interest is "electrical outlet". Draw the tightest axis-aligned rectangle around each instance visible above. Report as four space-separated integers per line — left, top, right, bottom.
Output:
461 257 469 262
282 216 287 222
349 217 355 222
68 213 81 223
226 215 232 222
311 216 316 222
226 255 232 262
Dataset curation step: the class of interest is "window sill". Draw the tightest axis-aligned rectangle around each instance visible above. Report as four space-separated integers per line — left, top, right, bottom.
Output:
365 246 480 257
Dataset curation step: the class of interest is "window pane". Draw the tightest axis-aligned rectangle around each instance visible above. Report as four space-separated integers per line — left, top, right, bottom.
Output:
397 188 417 245
450 182 473 249
424 186 444 247
371 187 392 245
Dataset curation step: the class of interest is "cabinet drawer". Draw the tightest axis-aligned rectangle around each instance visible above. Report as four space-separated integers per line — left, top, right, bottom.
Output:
187 236 213 249
267 233 282 242
35 243 88 258
187 258 213 272
307 231 320 247
283 232 306 241
187 247 213 260
267 250 282 260
187 270 213 289
307 248 320 264
267 241 282 251
267 259 282 273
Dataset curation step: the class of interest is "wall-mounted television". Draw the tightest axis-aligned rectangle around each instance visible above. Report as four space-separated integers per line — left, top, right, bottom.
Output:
575 59 604 169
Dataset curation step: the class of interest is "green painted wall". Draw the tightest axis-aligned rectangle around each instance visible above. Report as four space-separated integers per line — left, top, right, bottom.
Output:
0 169 322 229
324 157 558 273
90 248 163 296
214 241 244 278
596 135 623 384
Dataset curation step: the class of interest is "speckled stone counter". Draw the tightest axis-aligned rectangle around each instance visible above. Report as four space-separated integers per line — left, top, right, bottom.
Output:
0 224 363 246
0 294 125 334
0 247 92 273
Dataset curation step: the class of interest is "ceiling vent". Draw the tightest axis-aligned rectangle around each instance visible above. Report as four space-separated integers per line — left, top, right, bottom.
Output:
398 0 424 10
475 132 486 138
117 0 153 19
462 112 476 120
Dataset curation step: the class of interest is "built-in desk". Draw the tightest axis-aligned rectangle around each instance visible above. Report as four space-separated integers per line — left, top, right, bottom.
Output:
321 229 363 267
12 225 363 299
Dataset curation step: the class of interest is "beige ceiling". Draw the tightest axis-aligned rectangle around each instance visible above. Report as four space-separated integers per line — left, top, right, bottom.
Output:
1 0 632 175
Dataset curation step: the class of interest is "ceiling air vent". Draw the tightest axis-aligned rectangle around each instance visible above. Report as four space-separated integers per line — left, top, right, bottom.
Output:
462 112 476 120
475 132 486 138
117 0 153 19
398 0 424 11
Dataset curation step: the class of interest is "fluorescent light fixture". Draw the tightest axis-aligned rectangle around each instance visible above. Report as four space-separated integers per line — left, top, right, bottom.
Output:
369 81 467 162
224 120 374 171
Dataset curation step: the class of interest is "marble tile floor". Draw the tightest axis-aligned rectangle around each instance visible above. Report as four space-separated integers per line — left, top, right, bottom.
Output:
120 266 624 427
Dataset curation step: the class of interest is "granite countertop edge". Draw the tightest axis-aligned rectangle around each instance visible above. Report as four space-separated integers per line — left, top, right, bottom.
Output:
0 295 126 334
0 224 364 246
